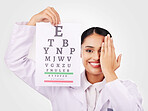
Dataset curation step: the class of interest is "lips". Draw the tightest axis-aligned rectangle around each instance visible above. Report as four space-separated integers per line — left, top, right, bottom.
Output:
89 61 101 68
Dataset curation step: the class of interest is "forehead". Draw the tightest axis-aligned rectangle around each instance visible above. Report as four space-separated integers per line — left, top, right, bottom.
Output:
82 33 104 47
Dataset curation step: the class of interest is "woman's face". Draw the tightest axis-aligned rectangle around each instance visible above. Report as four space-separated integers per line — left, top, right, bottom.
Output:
81 33 104 75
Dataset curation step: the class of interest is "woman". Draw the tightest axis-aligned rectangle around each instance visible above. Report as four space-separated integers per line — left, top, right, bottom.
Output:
5 7 143 111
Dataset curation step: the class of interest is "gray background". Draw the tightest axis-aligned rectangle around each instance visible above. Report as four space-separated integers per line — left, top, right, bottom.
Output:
0 0 147 110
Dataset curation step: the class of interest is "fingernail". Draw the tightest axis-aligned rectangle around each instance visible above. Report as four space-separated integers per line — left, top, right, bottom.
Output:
107 34 110 37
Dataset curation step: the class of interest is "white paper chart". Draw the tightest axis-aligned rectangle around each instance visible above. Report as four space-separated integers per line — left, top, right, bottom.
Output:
35 22 81 86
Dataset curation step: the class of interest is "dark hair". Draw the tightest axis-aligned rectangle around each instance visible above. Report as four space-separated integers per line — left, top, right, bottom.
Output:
81 27 112 45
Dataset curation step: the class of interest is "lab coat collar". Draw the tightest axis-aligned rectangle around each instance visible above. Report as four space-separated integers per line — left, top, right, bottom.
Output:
69 70 109 110
69 70 106 90
82 70 106 92
81 70 92 91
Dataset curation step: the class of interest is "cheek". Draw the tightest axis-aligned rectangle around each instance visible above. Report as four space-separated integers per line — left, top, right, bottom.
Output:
82 52 91 64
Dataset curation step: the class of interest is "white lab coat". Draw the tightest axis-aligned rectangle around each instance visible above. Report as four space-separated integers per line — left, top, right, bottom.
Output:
5 22 144 111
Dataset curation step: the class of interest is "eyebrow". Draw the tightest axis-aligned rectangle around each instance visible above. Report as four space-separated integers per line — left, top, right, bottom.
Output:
85 46 94 48
84 46 102 51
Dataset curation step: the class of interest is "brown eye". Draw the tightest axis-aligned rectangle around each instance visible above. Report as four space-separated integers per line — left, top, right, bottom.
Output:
86 49 93 53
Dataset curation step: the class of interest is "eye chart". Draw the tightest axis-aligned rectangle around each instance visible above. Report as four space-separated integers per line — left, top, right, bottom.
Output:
35 22 81 86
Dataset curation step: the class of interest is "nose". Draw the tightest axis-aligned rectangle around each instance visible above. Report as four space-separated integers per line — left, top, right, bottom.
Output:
92 51 100 61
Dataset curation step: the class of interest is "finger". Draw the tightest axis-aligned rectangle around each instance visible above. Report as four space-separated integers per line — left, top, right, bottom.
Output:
117 54 122 66
104 36 108 54
111 38 115 50
110 37 114 49
45 8 57 25
47 7 58 25
110 38 116 57
50 7 61 24
43 14 53 24
43 10 55 25
107 34 112 55
101 42 105 55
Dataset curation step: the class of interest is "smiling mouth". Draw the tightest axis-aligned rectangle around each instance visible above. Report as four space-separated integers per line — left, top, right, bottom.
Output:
89 62 101 68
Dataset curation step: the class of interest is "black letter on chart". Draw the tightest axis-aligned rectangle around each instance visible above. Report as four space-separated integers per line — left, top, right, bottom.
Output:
54 26 63 37
63 39 69 47
70 48 75 54
45 56 50 61
43 47 49 54
56 48 63 54
48 39 54 47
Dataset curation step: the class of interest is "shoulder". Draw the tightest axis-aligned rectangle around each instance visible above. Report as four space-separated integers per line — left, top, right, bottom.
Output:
105 79 142 99
105 79 138 94
118 79 141 96
119 79 137 88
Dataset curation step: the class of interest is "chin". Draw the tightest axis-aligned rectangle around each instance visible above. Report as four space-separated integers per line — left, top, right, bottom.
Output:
86 68 103 75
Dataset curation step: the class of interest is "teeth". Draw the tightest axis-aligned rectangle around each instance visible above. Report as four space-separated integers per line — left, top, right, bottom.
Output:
90 63 100 66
